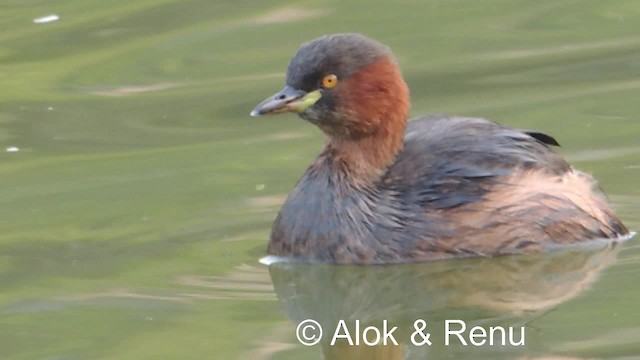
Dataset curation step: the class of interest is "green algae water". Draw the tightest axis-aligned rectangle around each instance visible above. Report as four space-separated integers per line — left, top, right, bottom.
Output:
1 1 639 359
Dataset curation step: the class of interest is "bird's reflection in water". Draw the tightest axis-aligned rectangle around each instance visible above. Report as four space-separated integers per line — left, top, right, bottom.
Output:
268 243 621 360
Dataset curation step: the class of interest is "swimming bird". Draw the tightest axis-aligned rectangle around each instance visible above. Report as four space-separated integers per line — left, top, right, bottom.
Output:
251 33 628 264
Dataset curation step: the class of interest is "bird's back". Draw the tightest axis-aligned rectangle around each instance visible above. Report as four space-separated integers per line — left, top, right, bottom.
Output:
377 115 628 260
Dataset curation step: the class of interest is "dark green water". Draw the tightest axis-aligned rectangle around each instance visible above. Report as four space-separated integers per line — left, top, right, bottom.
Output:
1 1 639 359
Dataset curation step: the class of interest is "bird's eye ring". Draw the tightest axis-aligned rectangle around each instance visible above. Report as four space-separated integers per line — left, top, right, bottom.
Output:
321 74 338 89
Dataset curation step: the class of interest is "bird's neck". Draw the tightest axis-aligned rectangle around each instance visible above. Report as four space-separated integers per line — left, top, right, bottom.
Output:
324 116 407 186
321 55 410 185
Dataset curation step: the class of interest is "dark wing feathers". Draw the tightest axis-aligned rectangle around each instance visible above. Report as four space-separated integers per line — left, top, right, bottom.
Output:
522 130 561 147
381 115 569 210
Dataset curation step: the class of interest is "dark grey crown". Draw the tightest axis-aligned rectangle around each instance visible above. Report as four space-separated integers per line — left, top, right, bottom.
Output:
285 33 392 91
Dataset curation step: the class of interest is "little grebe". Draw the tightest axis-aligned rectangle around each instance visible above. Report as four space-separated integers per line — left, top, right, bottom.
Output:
251 33 628 264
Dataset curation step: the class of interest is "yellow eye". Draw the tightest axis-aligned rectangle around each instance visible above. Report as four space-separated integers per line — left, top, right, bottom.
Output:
321 74 338 89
